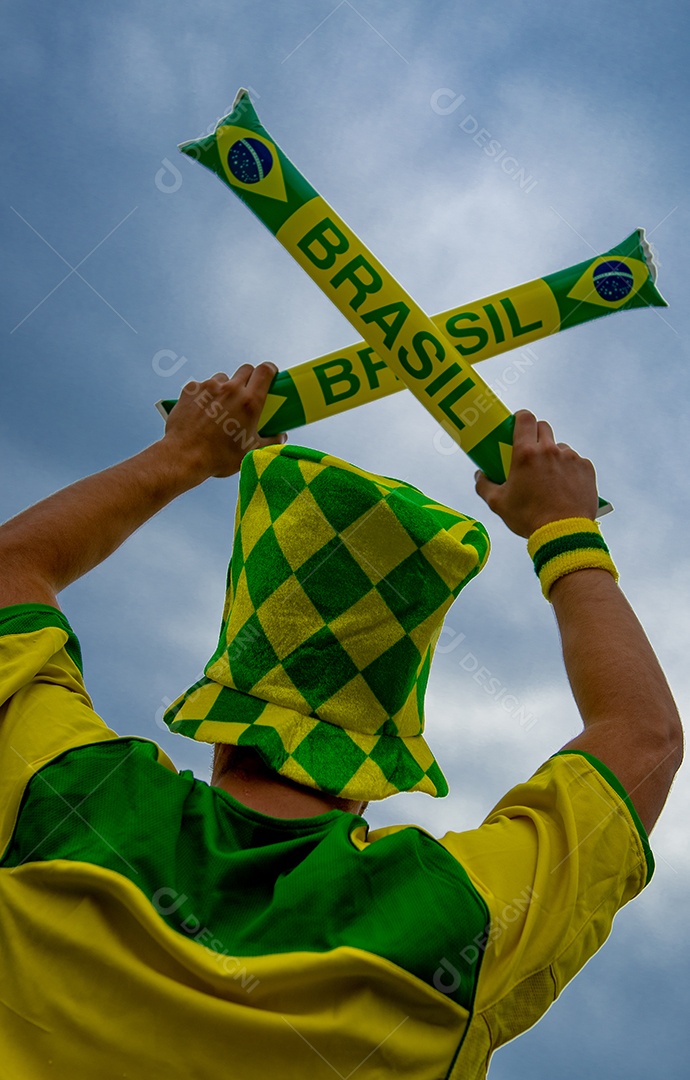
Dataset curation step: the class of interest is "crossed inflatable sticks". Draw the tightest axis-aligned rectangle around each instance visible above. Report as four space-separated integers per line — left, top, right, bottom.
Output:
157 89 666 516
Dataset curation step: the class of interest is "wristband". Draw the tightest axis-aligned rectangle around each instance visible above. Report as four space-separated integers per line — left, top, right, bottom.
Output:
527 517 619 600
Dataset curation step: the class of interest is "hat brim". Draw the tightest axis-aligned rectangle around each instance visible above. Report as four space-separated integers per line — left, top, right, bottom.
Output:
164 677 449 803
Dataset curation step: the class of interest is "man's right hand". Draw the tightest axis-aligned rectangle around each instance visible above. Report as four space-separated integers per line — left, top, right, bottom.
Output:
474 409 600 537
162 364 287 483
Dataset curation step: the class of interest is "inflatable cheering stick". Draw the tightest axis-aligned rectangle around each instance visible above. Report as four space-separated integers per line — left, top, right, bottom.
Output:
179 88 515 482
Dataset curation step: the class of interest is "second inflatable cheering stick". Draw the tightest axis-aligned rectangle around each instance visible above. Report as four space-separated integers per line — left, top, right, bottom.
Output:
160 89 667 510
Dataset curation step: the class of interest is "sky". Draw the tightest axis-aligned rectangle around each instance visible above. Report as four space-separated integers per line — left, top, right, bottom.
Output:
2 0 689 1074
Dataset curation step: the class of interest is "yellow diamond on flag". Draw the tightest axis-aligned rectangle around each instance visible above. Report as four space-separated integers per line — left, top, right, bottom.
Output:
257 389 287 431
216 125 288 202
499 440 513 480
567 256 650 310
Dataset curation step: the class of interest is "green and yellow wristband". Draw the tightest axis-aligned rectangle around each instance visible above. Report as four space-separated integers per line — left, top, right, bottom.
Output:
527 517 619 600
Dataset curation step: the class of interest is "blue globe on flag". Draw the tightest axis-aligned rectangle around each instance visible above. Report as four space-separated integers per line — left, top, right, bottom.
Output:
227 138 274 184
592 260 634 302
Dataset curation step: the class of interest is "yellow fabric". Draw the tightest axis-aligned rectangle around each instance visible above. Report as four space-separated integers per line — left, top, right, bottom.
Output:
0 616 466 1077
0 863 470 1079
437 752 649 1071
526 517 602 555
0 622 178 856
527 517 619 599
0 614 650 1078
539 548 618 599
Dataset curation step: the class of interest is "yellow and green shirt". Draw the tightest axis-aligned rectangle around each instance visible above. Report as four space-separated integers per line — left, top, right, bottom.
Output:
0 604 653 1079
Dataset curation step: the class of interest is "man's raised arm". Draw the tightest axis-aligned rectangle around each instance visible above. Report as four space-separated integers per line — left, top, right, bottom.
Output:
476 410 683 835
0 365 284 610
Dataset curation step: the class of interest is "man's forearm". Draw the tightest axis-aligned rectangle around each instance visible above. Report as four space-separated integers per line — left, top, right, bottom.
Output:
552 568 683 832
0 367 284 608
475 411 683 834
0 440 206 596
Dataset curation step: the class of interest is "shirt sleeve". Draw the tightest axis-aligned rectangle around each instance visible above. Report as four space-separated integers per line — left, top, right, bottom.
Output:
0 603 176 856
434 751 653 1051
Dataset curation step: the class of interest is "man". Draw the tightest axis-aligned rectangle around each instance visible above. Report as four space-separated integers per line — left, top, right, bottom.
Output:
0 363 682 1078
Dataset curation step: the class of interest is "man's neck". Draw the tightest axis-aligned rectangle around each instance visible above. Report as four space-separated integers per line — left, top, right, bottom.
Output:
212 767 366 820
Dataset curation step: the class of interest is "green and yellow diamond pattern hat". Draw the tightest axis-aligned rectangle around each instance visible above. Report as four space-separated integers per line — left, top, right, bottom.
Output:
163 445 490 802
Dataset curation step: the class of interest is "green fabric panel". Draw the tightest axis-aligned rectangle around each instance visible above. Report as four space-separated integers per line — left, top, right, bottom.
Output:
368 734 423 790
262 454 307 521
307 468 383 533
291 720 368 790
281 626 360 711
552 750 654 884
450 527 490 598
237 721 290 771
0 603 83 674
206 626 230 672
229 612 281 691
381 479 428 503
296 537 374 620
206 684 267 728
532 532 609 576
167 716 203 738
387 488 443 545
378 551 452 632
229 534 245 592
244 529 294 609
424 507 468 532
416 648 432 717
283 445 328 465
238 451 260 515
606 230 647 259
375 718 402 737
423 756 449 798
462 526 490 566
0 738 489 1009
362 636 421 716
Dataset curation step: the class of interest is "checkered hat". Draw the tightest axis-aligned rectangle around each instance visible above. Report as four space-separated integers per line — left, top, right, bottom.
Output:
163 445 490 802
